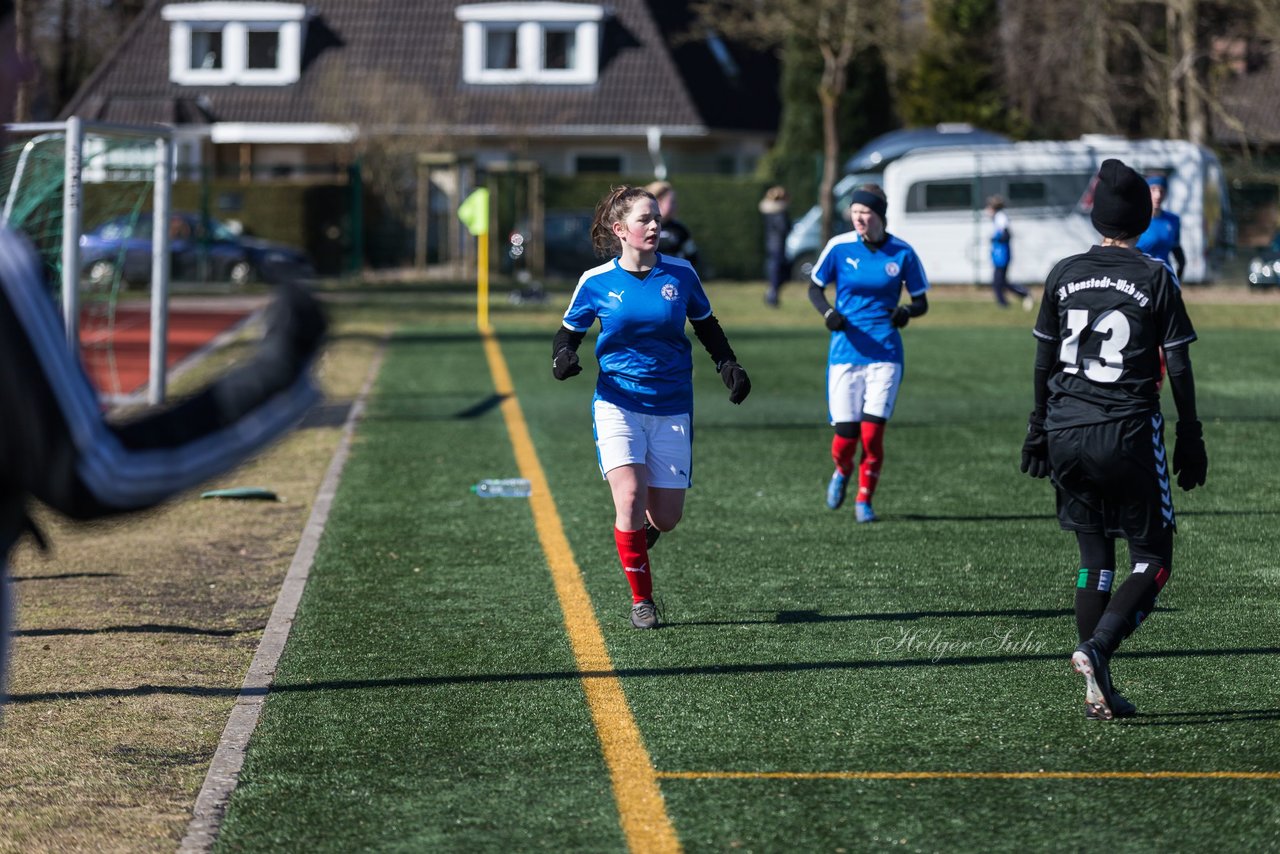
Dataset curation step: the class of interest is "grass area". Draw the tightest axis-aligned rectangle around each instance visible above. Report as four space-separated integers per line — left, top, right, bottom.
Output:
2 281 1277 851
215 283 1279 851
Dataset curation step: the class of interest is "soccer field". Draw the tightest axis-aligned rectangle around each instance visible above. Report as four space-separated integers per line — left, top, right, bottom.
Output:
196 283 1280 852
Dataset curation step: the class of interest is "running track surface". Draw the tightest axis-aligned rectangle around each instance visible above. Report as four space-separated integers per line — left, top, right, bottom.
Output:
79 302 254 397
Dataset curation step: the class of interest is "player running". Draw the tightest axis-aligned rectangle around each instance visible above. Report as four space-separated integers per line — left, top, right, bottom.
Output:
550 185 750 630
809 184 929 523
1021 158 1207 720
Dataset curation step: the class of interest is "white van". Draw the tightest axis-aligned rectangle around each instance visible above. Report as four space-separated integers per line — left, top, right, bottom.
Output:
878 137 1234 285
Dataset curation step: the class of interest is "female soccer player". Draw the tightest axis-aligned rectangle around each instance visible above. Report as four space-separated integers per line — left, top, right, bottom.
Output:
1021 158 1205 720
550 186 750 629
809 185 929 523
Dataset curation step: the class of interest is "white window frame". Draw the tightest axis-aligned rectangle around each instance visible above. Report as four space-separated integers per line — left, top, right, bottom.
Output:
163 2 306 86
457 3 603 85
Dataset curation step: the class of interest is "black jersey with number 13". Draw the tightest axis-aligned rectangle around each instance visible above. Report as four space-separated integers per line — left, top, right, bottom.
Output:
1033 245 1196 430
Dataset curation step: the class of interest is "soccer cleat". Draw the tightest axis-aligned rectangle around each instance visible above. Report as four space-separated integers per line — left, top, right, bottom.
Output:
855 501 877 523
826 470 849 510
630 598 659 629
1098 667 1137 719
1022 293 1035 312
644 520 661 550
1072 640 1116 721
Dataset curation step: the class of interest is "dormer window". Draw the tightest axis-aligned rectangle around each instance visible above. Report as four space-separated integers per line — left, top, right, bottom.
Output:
163 2 307 86
457 3 604 85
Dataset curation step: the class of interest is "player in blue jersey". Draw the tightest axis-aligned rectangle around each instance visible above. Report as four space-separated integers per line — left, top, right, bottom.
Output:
986 195 1034 310
551 186 751 629
809 185 929 523
1136 175 1185 280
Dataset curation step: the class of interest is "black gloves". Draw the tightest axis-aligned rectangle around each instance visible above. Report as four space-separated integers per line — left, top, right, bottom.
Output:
891 306 911 328
1173 419 1207 490
1021 412 1050 479
552 348 581 381
824 309 847 331
719 360 751 404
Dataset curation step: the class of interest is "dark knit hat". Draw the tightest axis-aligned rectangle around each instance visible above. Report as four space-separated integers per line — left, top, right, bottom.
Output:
1091 159 1152 239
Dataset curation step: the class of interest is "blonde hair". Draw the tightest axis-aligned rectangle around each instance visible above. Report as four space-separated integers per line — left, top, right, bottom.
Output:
765 185 789 202
643 180 673 202
590 186 656 259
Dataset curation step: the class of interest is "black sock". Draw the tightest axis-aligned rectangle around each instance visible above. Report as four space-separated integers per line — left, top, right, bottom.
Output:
1091 563 1169 656
1074 567 1114 643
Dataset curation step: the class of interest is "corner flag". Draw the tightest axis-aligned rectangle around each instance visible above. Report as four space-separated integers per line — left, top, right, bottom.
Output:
458 188 489 236
458 188 491 330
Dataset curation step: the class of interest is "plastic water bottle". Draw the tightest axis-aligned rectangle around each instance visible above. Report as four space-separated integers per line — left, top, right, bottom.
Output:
471 478 532 498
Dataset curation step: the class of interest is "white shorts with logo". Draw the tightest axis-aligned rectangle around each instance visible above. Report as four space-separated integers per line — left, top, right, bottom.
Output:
827 361 903 423
592 399 692 488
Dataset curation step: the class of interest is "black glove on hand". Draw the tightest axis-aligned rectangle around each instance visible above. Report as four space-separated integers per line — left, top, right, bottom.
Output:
824 309 847 332
1020 412 1050 479
1173 419 1207 490
719 360 751 404
890 306 911 328
552 348 581 381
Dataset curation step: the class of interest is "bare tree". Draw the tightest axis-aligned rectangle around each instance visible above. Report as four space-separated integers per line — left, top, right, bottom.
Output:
691 0 901 241
14 0 34 121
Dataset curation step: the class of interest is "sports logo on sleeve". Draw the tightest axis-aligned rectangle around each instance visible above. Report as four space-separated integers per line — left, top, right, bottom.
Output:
661 283 679 301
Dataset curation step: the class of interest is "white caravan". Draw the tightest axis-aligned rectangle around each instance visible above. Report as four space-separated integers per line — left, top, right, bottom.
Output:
877 137 1233 285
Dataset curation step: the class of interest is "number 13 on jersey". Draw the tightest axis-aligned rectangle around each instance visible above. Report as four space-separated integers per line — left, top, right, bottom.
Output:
1060 308 1131 383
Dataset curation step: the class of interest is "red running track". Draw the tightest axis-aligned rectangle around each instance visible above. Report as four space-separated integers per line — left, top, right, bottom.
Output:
79 304 253 397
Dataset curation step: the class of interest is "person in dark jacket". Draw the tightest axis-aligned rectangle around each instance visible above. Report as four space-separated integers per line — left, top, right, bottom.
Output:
761 186 792 307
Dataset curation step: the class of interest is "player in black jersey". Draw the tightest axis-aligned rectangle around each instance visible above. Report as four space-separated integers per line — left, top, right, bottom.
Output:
1020 159 1207 720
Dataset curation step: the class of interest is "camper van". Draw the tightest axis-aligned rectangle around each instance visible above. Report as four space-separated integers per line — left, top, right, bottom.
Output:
816 137 1234 286
784 124 1012 279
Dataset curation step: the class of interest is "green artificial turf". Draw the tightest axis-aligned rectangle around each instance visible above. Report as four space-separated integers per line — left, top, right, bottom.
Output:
216 286 1280 852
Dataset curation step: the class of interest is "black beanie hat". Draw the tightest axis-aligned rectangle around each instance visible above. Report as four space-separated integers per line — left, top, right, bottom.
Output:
1090 158 1152 239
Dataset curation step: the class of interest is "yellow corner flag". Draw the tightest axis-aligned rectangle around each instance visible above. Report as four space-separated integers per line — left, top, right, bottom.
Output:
458 188 490 236
459 188 491 330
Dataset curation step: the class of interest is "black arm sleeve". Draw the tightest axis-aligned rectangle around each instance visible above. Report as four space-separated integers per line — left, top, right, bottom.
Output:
689 314 737 368
808 283 833 316
1171 245 1187 281
1033 337 1057 417
903 292 929 318
1164 345 1198 423
552 326 585 356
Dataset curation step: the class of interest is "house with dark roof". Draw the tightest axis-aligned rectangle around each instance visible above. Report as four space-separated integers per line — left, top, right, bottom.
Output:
62 0 781 181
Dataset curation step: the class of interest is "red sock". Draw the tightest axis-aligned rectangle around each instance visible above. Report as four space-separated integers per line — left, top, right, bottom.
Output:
858 421 886 502
614 527 652 603
831 433 859 476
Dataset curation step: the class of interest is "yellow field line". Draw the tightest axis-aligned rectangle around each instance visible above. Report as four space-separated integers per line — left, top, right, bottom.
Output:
481 330 680 854
658 770 1280 781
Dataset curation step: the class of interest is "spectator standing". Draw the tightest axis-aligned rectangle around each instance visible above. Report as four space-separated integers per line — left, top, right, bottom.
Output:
760 185 792 307
986 195 1034 310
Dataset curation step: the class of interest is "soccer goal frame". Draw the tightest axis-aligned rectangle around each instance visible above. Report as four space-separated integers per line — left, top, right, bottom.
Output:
2 117 175 404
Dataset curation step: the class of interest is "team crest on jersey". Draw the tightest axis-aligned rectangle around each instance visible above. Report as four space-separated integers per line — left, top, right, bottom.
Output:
661 282 679 301
884 261 901 277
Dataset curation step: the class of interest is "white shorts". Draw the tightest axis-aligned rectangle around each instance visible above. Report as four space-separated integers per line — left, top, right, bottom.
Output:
592 399 692 489
828 362 903 423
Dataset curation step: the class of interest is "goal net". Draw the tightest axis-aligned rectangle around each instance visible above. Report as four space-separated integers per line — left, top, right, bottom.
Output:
0 119 173 404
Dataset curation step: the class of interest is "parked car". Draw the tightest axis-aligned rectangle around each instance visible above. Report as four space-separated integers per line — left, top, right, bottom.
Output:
503 210 598 280
1247 232 1280 289
80 212 315 288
